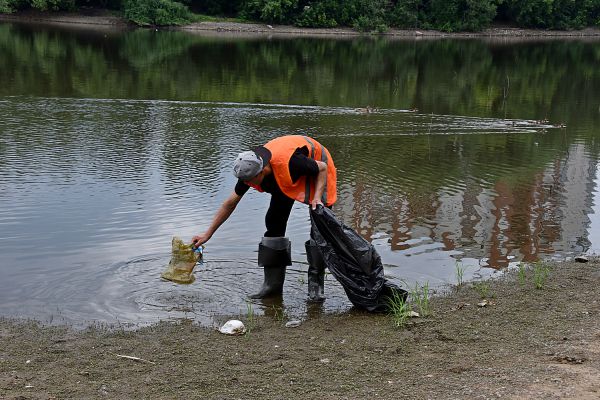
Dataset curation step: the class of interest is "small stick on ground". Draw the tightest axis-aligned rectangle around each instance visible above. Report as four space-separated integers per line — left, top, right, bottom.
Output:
111 352 156 364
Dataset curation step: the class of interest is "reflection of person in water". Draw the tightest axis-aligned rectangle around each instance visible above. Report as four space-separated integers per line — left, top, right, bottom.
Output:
191 135 337 301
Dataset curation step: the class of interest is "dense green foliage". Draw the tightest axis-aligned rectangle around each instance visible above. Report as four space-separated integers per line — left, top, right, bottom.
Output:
1 0 76 12
0 0 599 30
499 0 600 29
31 0 75 11
241 0 299 24
0 0 12 13
122 0 192 25
187 0 242 15
235 0 600 31
0 0 194 25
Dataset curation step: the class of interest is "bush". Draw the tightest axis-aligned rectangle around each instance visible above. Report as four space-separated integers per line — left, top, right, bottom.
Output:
426 0 456 31
389 0 422 28
0 0 15 12
426 0 497 32
502 0 600 29
295 0 339 27
240 0 299 24
461 0 498 31
123 0 192 25
504 0 555 28
353 14 388 32
31 0 76 11
75 0 122 10
3 0 598 29
345 0 389 32
272 0 390 31
554 0 600 29
584 0 600 27
187 0 243 16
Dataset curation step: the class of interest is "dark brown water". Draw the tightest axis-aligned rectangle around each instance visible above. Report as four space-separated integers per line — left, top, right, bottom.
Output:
1 22 600 327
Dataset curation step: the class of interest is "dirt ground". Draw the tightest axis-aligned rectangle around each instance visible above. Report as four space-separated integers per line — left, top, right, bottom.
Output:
2 259 600 399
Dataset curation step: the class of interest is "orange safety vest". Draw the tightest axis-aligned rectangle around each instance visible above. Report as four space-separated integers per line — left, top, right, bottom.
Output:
249 135 337 206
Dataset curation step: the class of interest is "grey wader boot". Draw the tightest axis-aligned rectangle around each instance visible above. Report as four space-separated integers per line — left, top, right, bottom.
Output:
250 237 291 299
305 239 326 302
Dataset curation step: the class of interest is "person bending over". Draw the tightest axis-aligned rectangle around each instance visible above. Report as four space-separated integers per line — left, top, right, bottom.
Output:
192 135 337 301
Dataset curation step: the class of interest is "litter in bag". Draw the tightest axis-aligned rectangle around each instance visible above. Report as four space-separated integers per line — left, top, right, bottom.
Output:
161 236 202 284
310 206 407 312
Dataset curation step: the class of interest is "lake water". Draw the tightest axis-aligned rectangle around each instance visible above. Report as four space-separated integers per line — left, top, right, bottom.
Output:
1 22 599 327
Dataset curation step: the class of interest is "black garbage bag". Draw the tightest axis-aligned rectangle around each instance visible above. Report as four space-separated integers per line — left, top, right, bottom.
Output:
310 206 407 313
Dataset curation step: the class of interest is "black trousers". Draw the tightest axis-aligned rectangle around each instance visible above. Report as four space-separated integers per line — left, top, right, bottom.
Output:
264 190 332 237
264 190 295 237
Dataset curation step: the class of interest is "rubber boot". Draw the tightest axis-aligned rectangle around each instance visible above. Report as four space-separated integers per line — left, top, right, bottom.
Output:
249 237 291 299
305 239 326 302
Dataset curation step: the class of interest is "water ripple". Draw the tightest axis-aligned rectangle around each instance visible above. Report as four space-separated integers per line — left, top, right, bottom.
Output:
0 95 593 326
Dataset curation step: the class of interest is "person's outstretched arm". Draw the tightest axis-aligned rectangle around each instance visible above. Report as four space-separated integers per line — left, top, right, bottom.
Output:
192 191 242 247
311 160 327 210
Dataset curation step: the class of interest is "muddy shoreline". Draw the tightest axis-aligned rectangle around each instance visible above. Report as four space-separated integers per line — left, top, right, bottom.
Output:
2 259 600 399
2 10 600 39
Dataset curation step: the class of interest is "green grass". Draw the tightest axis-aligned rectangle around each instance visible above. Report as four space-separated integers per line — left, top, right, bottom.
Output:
245 301 256 336
410 281 431 317
517 262 527 286
533 261 550 290
270 305 286 323
473 281 491 299
455 261 465 287
387 290 411 328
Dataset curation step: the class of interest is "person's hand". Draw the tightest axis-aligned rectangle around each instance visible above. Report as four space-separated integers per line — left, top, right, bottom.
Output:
191 232 211 248
310 198 323 210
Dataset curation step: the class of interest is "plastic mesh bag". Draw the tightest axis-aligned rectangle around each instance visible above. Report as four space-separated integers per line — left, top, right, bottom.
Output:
161 236 202 284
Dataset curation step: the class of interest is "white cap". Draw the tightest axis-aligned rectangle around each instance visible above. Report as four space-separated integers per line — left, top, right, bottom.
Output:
233 150 263 180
